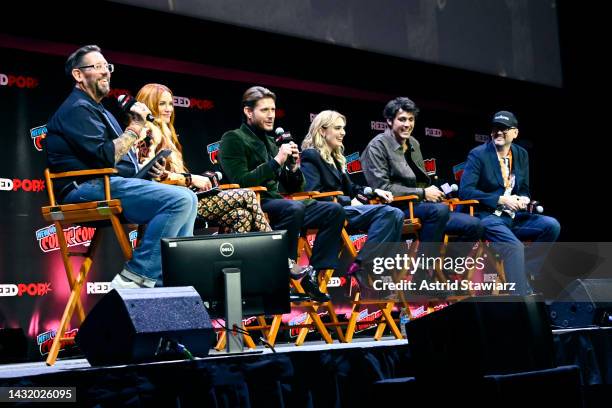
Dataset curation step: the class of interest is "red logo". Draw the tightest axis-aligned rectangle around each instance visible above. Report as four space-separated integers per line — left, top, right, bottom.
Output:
0 283 53 297
423 158 437 176
425 127 456 138
345 152 363 174
173 95 215 110
36 224 96 253
30 125 47 151
207 141 220 164
106 88 131 99
453 162 466 182
0 178 45 192
129 229 139 249
355 309 383 333
37 329 78 356
0 73 39 88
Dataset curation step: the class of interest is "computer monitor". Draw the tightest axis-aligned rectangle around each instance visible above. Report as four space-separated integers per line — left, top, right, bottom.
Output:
161 231 290 318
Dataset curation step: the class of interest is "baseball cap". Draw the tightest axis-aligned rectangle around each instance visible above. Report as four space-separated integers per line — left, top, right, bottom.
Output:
492 111 518 128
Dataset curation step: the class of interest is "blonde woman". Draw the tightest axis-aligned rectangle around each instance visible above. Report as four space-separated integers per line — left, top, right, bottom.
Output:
301 110 404 288
136 83 271 234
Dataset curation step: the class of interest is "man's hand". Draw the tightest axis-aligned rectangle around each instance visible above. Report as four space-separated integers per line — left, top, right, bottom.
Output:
498 195 526 211
424 185 445 202
374 189 394 203
148 157 168 180
129 101 152 125
275 142 299 169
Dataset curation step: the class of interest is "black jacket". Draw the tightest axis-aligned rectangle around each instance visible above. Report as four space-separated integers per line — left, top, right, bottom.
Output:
301 148 366 206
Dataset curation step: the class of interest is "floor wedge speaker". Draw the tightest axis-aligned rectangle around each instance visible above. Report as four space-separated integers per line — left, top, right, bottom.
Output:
76 286 214 366
549 278 612 328
406 295 554 379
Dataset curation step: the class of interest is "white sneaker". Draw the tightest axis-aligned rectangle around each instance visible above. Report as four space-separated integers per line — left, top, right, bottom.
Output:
111 274 142 289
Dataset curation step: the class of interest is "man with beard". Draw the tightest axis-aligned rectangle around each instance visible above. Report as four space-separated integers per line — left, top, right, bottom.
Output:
45 45 198 289
219 86 345 302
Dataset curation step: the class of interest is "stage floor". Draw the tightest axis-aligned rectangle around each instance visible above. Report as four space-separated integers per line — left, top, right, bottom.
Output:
0 336 407 379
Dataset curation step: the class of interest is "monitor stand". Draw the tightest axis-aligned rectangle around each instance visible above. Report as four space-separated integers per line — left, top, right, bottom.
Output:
221 268 263 355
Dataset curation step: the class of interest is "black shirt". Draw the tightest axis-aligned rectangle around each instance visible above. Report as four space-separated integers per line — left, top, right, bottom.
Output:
46 88 138 196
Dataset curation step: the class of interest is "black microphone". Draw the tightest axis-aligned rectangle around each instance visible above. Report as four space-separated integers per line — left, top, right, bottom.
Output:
202 171 223 188
356 186 377 204
527 200 544 214
274 127 295 166
117 94 155 122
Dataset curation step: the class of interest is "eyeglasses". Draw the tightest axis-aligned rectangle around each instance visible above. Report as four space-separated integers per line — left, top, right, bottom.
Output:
77 63 114 73
491 126 516 134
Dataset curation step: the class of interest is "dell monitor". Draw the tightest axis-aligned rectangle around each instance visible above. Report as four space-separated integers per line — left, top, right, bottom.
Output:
161 231 290 319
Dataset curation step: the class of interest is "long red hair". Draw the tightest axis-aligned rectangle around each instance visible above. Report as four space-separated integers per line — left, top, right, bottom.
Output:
136 83 186 172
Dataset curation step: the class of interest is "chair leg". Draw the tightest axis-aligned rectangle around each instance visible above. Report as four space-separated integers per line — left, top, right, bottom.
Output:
109 214 133 260
376 301 402 340
46 230 102 366
53 221 87 323
265 315 283 347
345 292 361 343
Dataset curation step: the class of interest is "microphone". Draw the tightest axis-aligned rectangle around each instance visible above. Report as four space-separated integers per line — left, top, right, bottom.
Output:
117 94 155 122
274 127 295 166
440 183 458 198
356 186 377 204
202 171 223 188
527 200 544 214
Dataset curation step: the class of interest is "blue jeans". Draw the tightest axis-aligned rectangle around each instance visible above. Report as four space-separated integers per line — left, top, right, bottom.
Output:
480 212 561 295
63 177 198 284
344 204 404 263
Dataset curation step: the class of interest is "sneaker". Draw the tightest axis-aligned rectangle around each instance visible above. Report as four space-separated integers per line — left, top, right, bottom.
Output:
111 273 143 289
288 258 309 280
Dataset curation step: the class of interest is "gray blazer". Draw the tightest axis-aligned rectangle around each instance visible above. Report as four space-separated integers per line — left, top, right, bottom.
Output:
360 129 429 199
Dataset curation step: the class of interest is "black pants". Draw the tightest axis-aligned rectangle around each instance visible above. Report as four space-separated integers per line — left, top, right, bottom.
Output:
262 199 345 270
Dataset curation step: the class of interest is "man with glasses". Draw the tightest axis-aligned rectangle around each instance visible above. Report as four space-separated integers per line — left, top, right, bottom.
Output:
46 44 198 289
459 110 560 295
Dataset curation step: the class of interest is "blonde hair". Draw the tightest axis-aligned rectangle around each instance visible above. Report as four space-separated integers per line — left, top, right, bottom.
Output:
136 83 186 172
302 110 347 171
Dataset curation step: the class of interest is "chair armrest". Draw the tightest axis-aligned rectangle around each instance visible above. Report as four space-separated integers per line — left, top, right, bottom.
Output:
309 191 344 200
287 191 320 200
44 168 119 206
247 186 268 193
392 194 420 202
47 168 118 179
220 184 240 190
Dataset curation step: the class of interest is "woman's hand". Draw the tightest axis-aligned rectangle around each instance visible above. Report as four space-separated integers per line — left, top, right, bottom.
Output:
191 174 212 190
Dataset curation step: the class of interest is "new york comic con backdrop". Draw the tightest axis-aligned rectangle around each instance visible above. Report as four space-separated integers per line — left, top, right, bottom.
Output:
1 42 530 361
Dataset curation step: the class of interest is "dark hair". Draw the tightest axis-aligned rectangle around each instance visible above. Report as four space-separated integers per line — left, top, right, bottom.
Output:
65 45 101 78
242 86 276 108
383 97 420 121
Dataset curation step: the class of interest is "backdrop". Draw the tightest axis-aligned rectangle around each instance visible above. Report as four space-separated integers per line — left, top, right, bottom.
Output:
1 43 513 361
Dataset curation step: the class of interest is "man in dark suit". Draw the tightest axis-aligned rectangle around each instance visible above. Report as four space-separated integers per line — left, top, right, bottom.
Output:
219 86 345 302
459 111 560 295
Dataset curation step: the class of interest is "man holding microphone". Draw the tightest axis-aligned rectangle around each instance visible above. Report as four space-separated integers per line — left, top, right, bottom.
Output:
45 45 198 289
219 86 345 302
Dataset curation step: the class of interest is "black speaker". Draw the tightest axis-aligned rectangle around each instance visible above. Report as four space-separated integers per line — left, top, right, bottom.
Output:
549 279 612 328
76 286 214 366
406 295 554 379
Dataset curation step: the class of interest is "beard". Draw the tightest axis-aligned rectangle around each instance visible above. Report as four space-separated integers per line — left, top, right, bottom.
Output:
93 78 110 99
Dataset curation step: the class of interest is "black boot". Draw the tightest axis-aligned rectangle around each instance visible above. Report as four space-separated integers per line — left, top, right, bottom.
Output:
300 267 331 302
